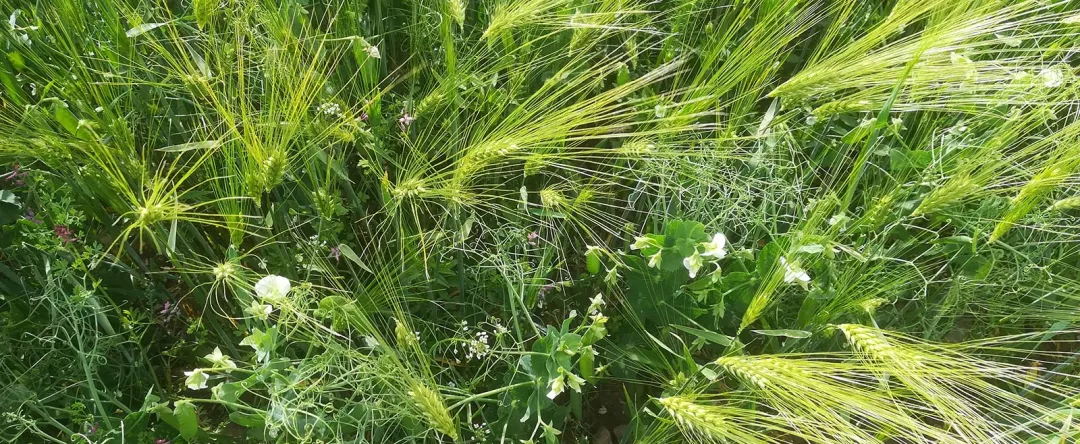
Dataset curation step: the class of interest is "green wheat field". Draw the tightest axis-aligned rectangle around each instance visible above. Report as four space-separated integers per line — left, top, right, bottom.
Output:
3 0 1080 442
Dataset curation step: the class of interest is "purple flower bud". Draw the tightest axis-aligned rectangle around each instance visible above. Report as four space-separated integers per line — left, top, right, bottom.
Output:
24 209 40 224
4 163 27 186
398 112 414 130
54 225 76 243
158 301 172 316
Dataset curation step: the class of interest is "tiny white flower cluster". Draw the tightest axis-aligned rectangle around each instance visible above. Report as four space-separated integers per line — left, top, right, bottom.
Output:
469 421 492 442
364 44 380 59
307 234 329 248
465 330 491 360
317 101 343 117
449 318 511 363
492 318 509 336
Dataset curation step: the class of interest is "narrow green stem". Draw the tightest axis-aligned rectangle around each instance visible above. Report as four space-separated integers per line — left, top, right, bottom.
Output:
448 381 534 410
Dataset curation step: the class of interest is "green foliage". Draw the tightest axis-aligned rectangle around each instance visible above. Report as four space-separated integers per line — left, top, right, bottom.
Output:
2 0 1080 443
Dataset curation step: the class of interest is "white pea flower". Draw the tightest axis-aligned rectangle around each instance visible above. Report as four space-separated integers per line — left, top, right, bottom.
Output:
589 293 605 313
647 251 663 269
631 236 657 250
204 347 237 371
604 266 619 287
563 368 586 393
547 373 565 399
828 213 850 227
700 233 727 258
255 275 291 302
240 328 272 363
246 299 273 320
780 257 810 288
184 368 209 390
1040 67 1064 88
363 335 380 348
683 251 703 279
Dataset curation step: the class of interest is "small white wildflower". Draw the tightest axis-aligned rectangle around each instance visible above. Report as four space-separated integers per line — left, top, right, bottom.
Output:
363 335 380 348
204 347 237 371
654 104 666 118
562 367 585 393
949 52 972 65
780 257 810 288
1040 67 1064 88
647 251 663 269
184 368 209 390
701 233 727 258
255 275 291 302
631 236 657 250
240 328 272 363
364 44 380 59
682 251 703 279
245 299 273 320
604 266 619 286
589 293 605 311
547 373 566 399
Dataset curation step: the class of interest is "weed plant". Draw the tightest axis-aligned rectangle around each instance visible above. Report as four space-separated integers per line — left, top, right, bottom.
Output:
3 0 1080 442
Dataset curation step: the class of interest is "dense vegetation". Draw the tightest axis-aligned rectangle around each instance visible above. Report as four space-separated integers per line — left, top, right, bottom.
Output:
3 0 1080 442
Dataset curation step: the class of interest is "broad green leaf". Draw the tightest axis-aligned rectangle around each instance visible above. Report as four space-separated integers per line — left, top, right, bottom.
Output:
53 104 80 135
173 400 199 440
6 51 24 71
757 242 780 281
0 54 25 105
0 189 18 205
229 411 265 428
212 381 246 404
150 402 181 432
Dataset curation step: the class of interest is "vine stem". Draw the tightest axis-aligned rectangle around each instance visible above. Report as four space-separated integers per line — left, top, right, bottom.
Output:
448 381 534 410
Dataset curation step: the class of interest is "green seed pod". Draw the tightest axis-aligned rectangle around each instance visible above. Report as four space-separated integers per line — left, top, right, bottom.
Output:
585 247 601 275
579 346 595 383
